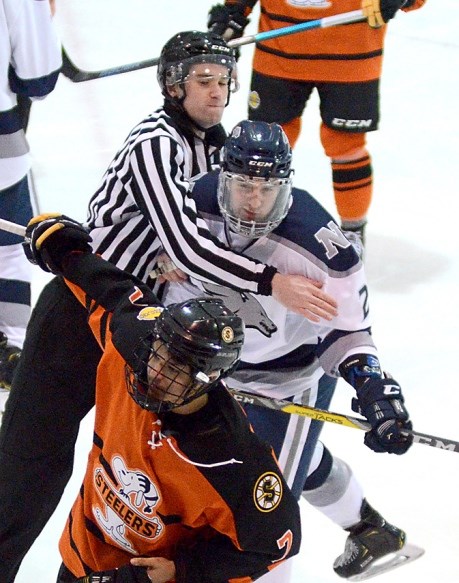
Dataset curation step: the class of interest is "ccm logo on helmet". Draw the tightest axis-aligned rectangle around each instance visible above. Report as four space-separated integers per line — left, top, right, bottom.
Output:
248 161 273 167
211 44 232 53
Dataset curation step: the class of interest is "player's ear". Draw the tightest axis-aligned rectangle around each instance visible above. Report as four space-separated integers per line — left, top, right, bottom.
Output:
167 84 183 99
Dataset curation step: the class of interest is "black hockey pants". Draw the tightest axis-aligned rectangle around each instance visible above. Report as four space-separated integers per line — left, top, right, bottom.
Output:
0 277 102 582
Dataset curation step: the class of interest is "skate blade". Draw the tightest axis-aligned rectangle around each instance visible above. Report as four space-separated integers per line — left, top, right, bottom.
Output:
347 543 425 581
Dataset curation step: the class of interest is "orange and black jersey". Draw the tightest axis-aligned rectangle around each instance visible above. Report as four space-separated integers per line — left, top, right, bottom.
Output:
226 0 426 82
58 253 301 582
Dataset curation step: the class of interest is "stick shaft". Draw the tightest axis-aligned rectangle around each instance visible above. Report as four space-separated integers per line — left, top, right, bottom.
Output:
4 220 457 454
229 388 459 454
231 9 364 46
0 218 26 237
61 10 365 82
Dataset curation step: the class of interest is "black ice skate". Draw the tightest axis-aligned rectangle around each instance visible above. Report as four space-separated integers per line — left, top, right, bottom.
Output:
0 331 21 390
333 499 424 581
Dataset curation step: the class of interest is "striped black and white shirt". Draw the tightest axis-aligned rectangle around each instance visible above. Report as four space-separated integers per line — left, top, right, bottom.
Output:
86 105 276 294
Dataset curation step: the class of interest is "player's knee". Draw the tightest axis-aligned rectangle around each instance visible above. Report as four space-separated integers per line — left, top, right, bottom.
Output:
320 124 367 160
303 443 333 491
303 452 352 502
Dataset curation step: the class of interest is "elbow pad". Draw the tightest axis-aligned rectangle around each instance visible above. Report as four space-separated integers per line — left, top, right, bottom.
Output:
338 353 382 390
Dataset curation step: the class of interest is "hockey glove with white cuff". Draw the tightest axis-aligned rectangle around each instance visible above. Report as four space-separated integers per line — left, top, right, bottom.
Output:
23 213 92 275
208 3 250 40
362 0 414 28
339 354 413 455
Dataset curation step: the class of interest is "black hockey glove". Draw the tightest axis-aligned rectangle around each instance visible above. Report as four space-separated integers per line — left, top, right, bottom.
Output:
23 213 92 275
362 0 409 28
353 377 413 454
76 564 150 582
339 354 413 455
208 3 250 40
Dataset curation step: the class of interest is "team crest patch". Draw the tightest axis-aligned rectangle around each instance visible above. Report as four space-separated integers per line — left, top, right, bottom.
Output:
137 306 163 321
253 472 283 512
248 90 261 110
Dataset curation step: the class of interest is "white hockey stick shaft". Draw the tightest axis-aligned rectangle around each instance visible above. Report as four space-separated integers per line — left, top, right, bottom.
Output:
0 218 26 237
229 388 459 454
0 218 178 280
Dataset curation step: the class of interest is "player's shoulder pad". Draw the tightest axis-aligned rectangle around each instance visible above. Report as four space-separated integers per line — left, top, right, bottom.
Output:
273 187 360 272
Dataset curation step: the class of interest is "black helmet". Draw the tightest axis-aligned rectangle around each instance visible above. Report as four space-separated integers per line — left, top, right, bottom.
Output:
126 298 244 413
157 30 238 96
218 120 293 238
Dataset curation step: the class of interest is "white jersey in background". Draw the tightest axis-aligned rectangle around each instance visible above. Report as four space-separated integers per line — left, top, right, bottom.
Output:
0 0 61 187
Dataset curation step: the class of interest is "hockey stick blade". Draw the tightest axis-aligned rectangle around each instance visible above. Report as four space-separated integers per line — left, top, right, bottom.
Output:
230 389 459 454
347 543 425 581
60 10 364 82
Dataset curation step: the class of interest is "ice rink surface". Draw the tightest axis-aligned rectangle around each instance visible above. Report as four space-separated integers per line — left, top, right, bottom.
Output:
13 0 459 581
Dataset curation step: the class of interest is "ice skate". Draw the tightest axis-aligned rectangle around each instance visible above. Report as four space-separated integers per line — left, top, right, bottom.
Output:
333 499 424 581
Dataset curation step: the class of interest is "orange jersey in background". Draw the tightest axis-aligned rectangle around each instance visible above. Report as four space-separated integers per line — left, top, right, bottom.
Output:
228 0 425 82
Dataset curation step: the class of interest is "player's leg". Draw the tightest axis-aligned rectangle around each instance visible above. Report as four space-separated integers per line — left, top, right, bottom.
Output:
318 79 381 253
0 277 102 583
247 70 314 149
241 373 336 500
0 177 33 407
303 444 408 579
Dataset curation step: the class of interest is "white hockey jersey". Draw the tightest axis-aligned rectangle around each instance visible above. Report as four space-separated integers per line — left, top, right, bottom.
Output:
164 171 378 399
0 0 61 188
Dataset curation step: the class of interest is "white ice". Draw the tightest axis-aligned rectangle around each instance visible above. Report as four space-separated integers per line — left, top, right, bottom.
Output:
13 0 459 581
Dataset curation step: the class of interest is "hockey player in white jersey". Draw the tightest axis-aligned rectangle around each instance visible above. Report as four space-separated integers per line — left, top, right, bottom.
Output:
0 0 61 413
163 120 416 581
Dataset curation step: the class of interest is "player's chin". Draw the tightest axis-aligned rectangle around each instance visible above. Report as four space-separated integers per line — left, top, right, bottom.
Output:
202 108 225 127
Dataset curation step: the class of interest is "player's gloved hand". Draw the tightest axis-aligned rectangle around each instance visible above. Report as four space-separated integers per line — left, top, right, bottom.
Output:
361 0 409 28
352 376 413 454
208 3 250 40
76 564 150 582
23 213 92 275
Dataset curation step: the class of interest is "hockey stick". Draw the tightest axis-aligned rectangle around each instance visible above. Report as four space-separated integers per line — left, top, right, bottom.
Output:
0 218 26 237
0 218 178 280
61 9 364 82
229 388 459 454
3 217 458 455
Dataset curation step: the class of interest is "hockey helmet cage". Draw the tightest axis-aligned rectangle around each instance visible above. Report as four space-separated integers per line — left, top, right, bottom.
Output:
218 120 293 238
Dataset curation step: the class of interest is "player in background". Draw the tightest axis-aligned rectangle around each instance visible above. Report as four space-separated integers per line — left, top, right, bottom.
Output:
0 31 335 583
19 214 301 583
207 0 426 253
162 120 415 581
0 0 61 399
